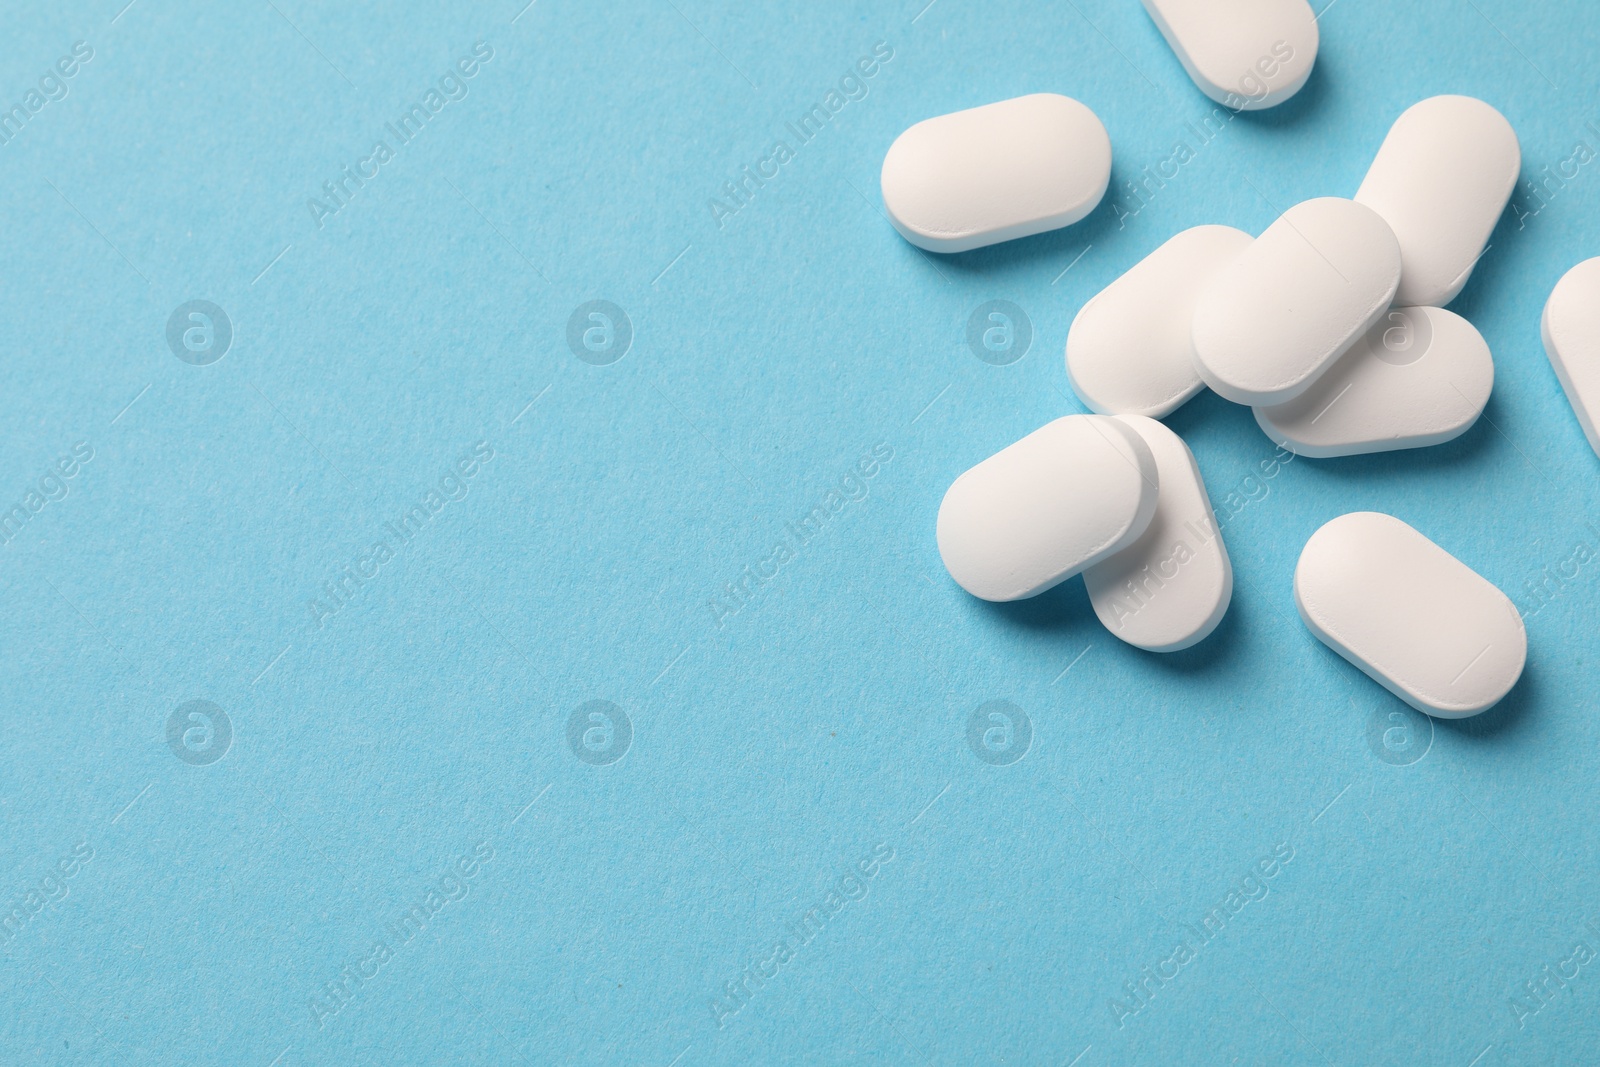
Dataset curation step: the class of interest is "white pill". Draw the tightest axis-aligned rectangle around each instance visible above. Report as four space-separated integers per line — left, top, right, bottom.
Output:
1067 225 1253 417
1354 96 1520 308
1295 512 1526 718
880 94 1112 254
1082 417 1232 651
937 416 1159 602
1192 197 1402 406
1254 306 1494 457
1541 257 1600 459
1140 0 1319 111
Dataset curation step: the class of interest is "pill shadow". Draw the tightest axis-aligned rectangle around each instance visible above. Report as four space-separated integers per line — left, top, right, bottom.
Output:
928 194 1129 278
1136 592 1247 678
975 575 1102 639
1229 56 1331 131
976 571 1246 679
1277 407 1501 487
1315 638 1536 742
1162 386 1241 442
1434 662 1538 742
1447 203 1531 317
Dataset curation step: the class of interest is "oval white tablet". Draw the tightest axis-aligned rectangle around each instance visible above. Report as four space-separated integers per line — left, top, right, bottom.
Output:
880 94 1112 254
1254 306 1494 457
1192 197 1402 406
1140 0 1319 110
1354 96 1520 308
937 416 1159 602
1295 512 1526 718
1542 257 1600 459
1066 225 1253 417
1082 417 1232 651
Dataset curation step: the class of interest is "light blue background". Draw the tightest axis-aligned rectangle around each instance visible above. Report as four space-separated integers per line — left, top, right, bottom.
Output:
2 0 1598 1063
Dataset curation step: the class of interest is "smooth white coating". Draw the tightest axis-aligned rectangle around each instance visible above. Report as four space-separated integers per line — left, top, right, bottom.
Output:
1354 96 1520 308
1541 257 1600 459
1140 0 1319 110
880 94 1112 253
1254 306 1494 457
1295 512 1526 718
1083 417 1232 652
1066 225 1253 417
1192 197 1402 406
936 416 1159 602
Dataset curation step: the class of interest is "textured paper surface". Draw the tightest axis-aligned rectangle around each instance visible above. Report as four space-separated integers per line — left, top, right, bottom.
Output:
1 1 1598 1064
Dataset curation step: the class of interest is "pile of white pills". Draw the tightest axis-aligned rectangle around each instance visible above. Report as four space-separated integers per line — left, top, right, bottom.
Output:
880 5 1575 717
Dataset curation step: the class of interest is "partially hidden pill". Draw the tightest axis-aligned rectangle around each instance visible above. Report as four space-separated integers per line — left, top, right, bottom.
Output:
1354 96 1520 309
1295 512 1526 718
937 415 1158 602
1083 416 1232 652
1541 257 1600 460
881 94 1112 254
1192 197 1401 406
1140 0 1319 111
1067 225 1253 418
1254 306 1493 458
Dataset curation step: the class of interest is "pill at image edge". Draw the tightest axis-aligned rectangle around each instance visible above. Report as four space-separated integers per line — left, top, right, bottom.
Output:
1192 197 1401 406
880 94 1112 254
1140 0 1319 111
936 415 1159 602
1542 257 1600 460
1254 305 1494 458
1067 224 1253 418
1295 512 1526 719
1083 416 1232 652
1354 95 1520 309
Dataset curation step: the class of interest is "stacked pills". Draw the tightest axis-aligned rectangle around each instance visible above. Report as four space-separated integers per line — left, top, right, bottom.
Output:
878 4 1569 718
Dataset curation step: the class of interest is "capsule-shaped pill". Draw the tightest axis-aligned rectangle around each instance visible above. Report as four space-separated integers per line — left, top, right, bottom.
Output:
1295 512 1526 718
1067 225 1253 418
1140 0 1319 110
881 94 1112 253
1083 417 1232 651
1541 257 1600 460
1354 96 1520 308
1254 306 1494 457
1192 197 1402 406
937 416 1159 602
